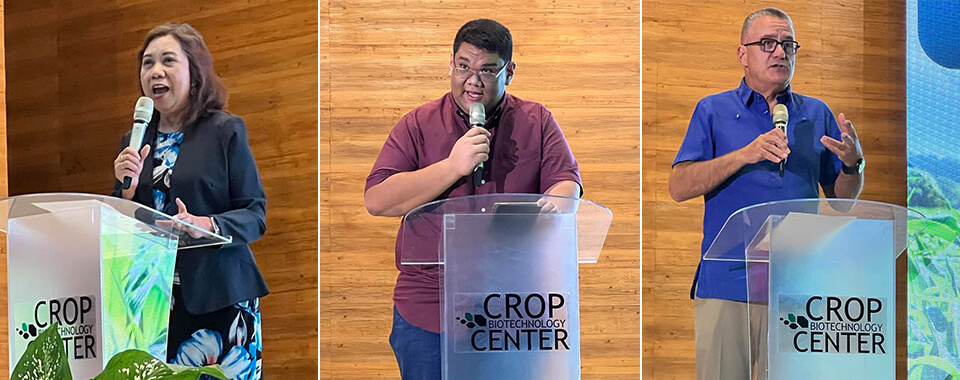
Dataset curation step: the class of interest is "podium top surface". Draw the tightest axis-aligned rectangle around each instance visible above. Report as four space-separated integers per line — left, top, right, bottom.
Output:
703 198 923 262
0 193 232 249
400 193 612 265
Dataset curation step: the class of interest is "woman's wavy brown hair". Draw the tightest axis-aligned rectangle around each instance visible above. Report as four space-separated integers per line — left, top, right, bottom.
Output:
138 23 227 126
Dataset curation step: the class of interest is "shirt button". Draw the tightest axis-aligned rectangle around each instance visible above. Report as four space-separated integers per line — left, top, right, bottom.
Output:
764 110 769 114
481 179 486 185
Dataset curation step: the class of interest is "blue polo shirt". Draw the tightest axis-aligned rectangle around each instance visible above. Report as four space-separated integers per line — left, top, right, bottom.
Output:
673 78 844 302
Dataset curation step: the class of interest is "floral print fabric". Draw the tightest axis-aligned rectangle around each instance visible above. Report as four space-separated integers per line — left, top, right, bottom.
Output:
167 284 263 380
155 129 263 379
152 131 184 213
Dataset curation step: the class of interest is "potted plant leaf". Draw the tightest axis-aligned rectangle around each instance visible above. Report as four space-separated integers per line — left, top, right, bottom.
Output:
11 322 227 380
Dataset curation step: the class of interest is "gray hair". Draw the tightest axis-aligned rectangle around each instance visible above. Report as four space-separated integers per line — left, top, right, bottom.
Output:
741 8 793 43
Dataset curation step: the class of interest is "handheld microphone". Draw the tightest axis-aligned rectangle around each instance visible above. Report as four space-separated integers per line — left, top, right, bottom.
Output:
123 96 155 189
469 103 486 187
773 104 789 177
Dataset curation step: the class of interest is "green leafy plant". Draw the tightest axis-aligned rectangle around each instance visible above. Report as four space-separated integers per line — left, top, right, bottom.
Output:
94 350 228 380
908 166 960 379
11 322 227 380
11 322 72 380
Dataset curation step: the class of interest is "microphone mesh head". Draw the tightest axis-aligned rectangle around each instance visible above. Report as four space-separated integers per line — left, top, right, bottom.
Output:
469 103 485 126
773 104 789 126
134 96 155 123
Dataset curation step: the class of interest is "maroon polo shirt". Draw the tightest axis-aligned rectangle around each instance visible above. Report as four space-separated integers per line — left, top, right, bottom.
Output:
365 92 582 333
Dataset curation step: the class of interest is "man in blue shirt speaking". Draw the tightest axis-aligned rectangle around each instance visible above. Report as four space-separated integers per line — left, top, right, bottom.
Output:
668 8 865 380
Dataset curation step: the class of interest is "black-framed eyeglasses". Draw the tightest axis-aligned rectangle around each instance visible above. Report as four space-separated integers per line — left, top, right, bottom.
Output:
743 38 800 55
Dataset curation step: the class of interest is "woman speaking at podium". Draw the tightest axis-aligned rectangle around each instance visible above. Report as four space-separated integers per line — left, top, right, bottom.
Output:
110 23 268 380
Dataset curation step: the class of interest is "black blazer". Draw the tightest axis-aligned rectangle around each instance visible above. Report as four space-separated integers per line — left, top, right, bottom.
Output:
112 110 269 314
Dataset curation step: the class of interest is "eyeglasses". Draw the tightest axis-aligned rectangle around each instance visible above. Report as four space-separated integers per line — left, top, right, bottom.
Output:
452 62 510 82
743 38 801 55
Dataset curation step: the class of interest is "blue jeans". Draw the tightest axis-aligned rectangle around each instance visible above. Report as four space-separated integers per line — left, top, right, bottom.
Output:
389 307 441 380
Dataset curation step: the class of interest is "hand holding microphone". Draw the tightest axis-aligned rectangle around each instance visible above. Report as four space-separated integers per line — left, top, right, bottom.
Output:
738 105 789 166
446 127 490 177
445 104 490 178
114 97 155 195
772 104 789 177
469 103 488 186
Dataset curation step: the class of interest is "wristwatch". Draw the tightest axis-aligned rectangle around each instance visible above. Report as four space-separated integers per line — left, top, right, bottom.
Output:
841 157 865 175
210 216 221 235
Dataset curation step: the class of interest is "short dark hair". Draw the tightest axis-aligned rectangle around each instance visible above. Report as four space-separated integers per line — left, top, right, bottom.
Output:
138 23 227 126
453 19 513 63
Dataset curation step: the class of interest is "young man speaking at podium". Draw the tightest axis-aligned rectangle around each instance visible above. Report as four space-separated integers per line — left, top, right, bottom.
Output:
668 8 865 380
364 19 582 380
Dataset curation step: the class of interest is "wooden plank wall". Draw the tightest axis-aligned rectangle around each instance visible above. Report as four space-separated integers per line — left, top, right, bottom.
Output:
320 1 642 378
3 0 318 377
0 0 9 375
643 1 907 378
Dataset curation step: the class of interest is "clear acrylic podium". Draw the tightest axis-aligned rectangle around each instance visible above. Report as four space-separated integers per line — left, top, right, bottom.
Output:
401 194 612 380
703 199 918 379
0 193 231 379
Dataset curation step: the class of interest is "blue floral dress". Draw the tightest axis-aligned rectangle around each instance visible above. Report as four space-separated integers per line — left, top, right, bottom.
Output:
152 131 183 213
154 130 263 380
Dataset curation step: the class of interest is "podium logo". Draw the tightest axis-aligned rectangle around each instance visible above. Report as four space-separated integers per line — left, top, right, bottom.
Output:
456 313 487 329
777 294 888 355
16 322 40 342
453 292 571 353
14 295 98 360
779 313 809 330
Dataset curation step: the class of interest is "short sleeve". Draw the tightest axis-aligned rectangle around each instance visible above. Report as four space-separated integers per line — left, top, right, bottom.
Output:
365 114 421 192
819 107 844 187
673 99 715 166
539 108 582 195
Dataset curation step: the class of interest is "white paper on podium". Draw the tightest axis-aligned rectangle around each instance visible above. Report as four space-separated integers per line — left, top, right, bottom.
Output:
752 212 855 253
31 200 105 213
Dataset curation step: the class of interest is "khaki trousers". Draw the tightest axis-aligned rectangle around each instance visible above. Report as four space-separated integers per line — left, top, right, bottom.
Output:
694 297 768 380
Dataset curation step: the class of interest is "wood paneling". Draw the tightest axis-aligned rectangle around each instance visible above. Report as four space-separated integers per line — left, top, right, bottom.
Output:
0 1 9 376
4 0 317 377
643 1 906 378
321 1 642 378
